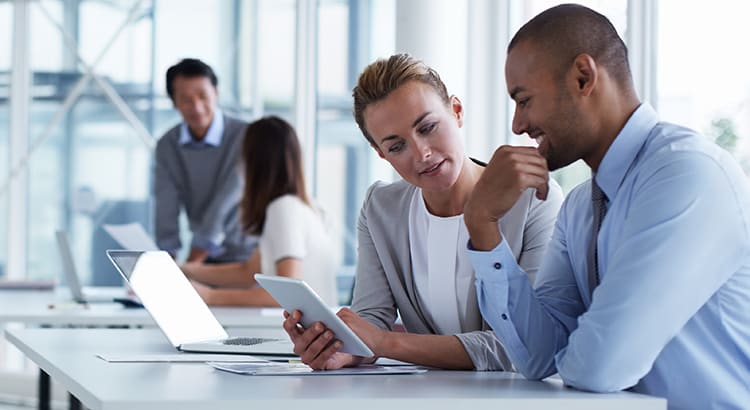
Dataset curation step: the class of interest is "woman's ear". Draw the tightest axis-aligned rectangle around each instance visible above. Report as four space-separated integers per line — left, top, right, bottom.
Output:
371 143 385 159
450 96 464 127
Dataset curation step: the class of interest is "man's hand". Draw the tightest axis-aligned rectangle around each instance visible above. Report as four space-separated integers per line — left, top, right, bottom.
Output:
465 145 549 250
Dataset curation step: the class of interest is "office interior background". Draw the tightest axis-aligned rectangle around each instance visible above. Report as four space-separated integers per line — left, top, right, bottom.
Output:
2 0 748 292
0 0 748 398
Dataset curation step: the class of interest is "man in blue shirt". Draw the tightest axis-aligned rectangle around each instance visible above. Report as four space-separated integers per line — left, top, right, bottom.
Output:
154 58 256 263
464 4 750 409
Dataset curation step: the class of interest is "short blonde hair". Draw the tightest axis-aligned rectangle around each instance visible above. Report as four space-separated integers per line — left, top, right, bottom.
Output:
352 53 450 145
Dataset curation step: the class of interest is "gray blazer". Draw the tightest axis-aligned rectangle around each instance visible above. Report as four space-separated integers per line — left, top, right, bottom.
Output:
351 178 563 370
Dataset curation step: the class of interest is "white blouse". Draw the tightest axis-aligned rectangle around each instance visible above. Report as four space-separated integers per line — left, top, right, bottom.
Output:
408 188 482 335
258 195 338 306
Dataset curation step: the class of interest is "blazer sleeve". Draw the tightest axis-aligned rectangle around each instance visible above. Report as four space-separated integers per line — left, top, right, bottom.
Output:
350 182 399 331
454 330 514 371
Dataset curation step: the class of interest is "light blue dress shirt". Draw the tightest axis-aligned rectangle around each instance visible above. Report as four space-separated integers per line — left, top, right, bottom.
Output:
178 109 226 256
468 104 750 409
178 108 225 147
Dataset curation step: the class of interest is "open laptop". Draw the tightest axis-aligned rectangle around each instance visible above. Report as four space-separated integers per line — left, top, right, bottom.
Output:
55 230 142 307
106 249 296 356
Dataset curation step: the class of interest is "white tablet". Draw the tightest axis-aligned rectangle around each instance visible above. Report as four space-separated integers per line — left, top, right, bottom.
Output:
254 274 374 358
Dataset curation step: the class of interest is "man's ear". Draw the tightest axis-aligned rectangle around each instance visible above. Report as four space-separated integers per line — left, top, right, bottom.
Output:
572 53 598 97
450 95 464 127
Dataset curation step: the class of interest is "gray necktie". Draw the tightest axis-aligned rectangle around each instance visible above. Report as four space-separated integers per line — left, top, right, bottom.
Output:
587 179 607 298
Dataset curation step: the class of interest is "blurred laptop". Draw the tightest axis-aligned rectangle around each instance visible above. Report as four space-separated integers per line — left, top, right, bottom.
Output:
106 250 295 356
55 230 142 307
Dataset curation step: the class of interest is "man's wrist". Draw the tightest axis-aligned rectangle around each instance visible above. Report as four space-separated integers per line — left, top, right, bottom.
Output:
465 216 502 251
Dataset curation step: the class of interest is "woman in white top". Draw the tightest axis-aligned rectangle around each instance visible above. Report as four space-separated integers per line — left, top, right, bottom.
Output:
182 116 337 306
282 53 563 370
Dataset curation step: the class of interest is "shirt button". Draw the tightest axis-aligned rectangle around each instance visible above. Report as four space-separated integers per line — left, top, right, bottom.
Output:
493 262 502 270
501 313 508 320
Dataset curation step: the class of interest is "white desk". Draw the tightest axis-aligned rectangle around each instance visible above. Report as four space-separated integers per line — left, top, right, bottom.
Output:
6 328 666 410
0 289 287 410
0 289 286 328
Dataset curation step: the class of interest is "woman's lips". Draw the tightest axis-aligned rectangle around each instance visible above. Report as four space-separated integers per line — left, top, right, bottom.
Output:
419 160 445 176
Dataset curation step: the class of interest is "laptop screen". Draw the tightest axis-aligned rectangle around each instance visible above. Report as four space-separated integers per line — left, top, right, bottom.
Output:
107 250 228 346
55 231 85 303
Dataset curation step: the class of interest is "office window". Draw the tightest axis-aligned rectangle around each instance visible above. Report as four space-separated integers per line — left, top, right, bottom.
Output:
657 0 750 172
0 2 10 278
26 0 154 283
257 0 296 116
314 0 396 296
513 0 627 193
18 0 298 283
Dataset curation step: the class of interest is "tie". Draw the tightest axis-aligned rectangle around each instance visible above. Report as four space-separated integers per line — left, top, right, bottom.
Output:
587 179 607 298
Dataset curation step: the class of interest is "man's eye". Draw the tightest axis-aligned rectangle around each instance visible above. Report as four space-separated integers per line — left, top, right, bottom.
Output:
518 98 530 107
388 142 404 153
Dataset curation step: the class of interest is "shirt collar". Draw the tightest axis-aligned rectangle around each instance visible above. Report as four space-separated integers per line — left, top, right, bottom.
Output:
178 109 224 146
594 103 659 200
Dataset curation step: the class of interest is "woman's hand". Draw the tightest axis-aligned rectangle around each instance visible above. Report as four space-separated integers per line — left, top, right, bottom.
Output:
337 307 388 356
282 310 360 370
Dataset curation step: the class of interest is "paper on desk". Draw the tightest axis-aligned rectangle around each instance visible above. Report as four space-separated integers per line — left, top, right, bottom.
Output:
103 223 159 251
208 362 427 376
97 353 268 363
374 357 416 366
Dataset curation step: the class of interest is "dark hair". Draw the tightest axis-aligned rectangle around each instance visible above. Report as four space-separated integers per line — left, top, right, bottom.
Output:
352 53 450 146
165 58 218 101
508 4 633 89
240 116 310 235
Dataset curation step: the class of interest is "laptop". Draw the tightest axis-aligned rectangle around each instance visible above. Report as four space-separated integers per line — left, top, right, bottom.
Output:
106 249 296 356
55 230 142 307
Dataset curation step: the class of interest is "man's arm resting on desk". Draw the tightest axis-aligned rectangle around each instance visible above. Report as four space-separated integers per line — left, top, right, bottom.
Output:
468 234 583 380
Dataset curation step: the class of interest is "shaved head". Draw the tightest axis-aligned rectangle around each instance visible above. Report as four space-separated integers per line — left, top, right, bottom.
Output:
508 4 633 91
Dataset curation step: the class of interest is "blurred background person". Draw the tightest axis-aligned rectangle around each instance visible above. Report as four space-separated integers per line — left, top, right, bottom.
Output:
182 116 338 306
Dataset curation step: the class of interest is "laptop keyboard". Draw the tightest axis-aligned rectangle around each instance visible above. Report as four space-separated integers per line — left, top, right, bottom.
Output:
222 337 279 346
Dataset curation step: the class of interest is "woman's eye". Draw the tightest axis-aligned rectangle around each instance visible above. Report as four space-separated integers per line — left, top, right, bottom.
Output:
419 122 437 134
388 142 404 153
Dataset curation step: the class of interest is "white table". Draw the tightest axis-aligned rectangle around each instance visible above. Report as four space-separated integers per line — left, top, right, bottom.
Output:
0 289 287 409
5 328 666 410
0 288 286 328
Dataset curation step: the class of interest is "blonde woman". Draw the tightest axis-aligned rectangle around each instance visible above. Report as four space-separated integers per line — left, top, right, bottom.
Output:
283 54 563 370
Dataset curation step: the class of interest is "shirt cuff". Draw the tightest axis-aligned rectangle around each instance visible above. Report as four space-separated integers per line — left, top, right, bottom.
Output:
466 238 532 368
466 239 524 283
191 236 225 258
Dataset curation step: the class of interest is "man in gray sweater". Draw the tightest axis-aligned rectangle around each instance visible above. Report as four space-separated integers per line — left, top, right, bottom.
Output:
154 58 256 263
